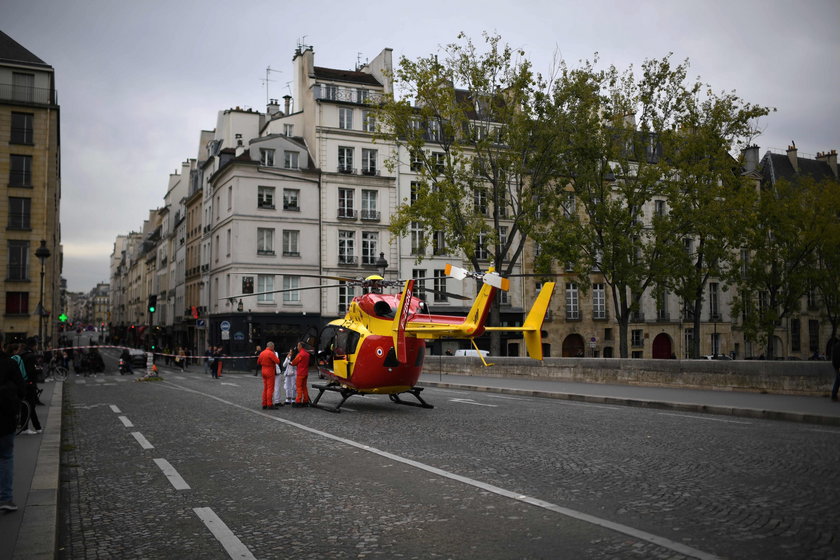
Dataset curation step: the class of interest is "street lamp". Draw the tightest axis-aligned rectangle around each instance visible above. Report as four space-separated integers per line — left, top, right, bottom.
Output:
35 239 51 349
237 299 244 312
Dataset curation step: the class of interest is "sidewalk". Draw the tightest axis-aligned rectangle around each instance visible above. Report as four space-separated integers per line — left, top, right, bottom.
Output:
0 380 62 560
419 372 840 426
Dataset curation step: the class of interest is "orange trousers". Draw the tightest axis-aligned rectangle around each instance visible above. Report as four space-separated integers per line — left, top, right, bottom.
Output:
295 374 310 403
262 373 275 407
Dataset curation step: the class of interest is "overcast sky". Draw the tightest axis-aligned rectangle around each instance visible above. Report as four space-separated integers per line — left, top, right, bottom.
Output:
4 0 838 293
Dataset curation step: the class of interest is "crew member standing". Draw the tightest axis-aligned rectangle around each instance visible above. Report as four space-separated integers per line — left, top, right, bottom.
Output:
257 342 281 410
292 342 311 407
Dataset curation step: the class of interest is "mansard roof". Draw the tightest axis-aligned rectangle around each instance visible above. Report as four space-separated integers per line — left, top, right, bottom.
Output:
762 151 837 185
313 66 381 87
0 30 51 68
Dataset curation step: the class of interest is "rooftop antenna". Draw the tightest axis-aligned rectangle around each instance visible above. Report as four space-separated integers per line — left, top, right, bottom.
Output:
262 65 283 105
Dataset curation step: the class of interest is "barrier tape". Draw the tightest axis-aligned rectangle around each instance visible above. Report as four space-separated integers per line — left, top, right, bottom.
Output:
41 345 258 361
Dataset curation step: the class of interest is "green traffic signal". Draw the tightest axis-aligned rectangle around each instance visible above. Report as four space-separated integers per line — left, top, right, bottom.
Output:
58 313 68 322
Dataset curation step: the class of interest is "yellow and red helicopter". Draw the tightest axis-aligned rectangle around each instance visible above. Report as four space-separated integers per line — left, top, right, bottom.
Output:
229 265 555 412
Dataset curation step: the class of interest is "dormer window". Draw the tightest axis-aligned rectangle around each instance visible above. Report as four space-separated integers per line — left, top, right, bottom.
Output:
260 149 275 166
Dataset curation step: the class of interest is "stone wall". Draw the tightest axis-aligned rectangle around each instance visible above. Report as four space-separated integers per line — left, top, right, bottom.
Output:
425 356 836 395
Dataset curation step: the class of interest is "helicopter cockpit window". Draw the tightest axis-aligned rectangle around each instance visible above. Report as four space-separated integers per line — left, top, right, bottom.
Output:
334 328 360 359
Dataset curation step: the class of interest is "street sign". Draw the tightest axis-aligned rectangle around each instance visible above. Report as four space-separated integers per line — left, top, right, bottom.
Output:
221 330 230 341
196 319 206 327
220 320 231 332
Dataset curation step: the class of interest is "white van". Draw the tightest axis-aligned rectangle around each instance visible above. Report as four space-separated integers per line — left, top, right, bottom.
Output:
453 349 489 357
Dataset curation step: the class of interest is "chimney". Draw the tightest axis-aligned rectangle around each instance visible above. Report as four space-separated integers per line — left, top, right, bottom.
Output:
816 149 838 180
742 144 760 173
266 98 280 116
786 141 798 172
283 95 292 115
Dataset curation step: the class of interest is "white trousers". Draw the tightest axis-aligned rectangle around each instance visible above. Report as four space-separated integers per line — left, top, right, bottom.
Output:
272 373 283 404
284 374 296 403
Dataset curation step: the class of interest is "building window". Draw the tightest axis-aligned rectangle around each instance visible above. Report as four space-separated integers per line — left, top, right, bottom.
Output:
357 89 370 104
604 328 613 341
8 197 31 229
338 282 355 313
258 186 275 208
5 292 29 315
361 190 378 221
8 241 29 281
338 231 355 264
432 152 445 174
361 232 378 265
283 188 299 211
412 269 427 299
475 232 489 260
338 188 355 219
809 320 820 353
284 151 299 169
283 123 294 136
12 72 34 103
226 228 231 256
362 110 376 132
410 181 420 205
562 192 576 219
474 188 488 215
282 230 299 257
656 288 669 321
260 149 275 167
655 199 666 217
427 119 441 142
593 283 606 319
565 283 579 320
321 84 337 100
709 282 720 320
257 275 274 303
433 269 448 302
283 276 300 303
410 150 423 172
9 155 32 187
631 329 643 348
339 107 353 129
410 222 424 255
338 146 354 173
791 318 800 352
362 149 377 175
433 231 446 256
10 112 34 145
257 228 275 255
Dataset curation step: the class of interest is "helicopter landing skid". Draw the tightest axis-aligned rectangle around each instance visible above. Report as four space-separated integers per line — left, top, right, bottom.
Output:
310 382 358 413
388 387 434 409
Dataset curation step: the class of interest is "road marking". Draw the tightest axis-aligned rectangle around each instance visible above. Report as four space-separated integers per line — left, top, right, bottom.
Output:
193 507 257 560
220 382 239 387
118 416 134 428
110 405 121 413
131 432 154 449
165 381 721 560
450 398 498 407
153 458 191 490
76 380 86 384
558 401 621 411
657 412 751 425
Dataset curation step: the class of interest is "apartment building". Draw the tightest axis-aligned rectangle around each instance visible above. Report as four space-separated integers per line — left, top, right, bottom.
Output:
0 31 62 346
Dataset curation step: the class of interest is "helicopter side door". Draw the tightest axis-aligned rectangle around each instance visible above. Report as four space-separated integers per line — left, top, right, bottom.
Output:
318 326 360 380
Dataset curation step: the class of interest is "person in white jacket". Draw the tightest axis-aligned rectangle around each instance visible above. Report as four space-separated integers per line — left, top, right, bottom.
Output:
282 347 297 406
272 348 284 407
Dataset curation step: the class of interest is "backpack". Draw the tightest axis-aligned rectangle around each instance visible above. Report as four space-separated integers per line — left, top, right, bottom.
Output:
11 354 28 382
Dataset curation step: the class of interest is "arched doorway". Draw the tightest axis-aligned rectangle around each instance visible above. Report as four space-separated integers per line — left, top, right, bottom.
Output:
652 333 673 359
562 334 585 357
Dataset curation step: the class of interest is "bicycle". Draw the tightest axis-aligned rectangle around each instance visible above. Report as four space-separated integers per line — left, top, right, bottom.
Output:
16 400 30 435
43 361 68 382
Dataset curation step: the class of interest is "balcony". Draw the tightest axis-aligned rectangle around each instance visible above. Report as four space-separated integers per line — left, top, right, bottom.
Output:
338 255 357 266
361 168 380 176
0 83 58 105
338 166 355 174
337 209 357 220
283 203 300 211
360 210 380 222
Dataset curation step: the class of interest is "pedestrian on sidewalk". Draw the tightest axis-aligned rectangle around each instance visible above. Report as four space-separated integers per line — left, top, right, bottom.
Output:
272 347 285 407
282 347 297 405
831 341 840 401
292 342 311 407
253 345 262 376
0 334 26 512
257 342 281 409
10 344 41 435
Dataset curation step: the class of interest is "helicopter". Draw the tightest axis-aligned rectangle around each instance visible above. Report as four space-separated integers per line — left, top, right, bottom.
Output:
226 264 555 412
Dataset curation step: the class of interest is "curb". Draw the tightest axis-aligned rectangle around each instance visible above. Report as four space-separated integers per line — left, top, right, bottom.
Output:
14 380 63 559
418 381 840 427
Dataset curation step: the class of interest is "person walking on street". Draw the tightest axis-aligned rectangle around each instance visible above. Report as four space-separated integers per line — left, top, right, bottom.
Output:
257 342 281 409
0 334 26 512
213 347 224 378
204 347 214 376
292 342 311 407
831 341 840 401
282 347 297 405
253 345 262 376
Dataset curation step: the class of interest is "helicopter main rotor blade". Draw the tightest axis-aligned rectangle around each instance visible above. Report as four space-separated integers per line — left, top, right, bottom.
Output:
220 283 346 301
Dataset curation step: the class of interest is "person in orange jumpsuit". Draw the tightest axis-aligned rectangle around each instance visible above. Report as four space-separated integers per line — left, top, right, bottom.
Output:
257 342 281 409
291 342 311 407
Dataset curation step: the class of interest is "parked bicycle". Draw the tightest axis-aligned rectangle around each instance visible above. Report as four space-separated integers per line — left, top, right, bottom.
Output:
43 361 68 382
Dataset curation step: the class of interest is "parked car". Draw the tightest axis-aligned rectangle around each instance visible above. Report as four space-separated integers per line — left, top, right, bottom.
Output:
702 354 732 360
128 348 147 367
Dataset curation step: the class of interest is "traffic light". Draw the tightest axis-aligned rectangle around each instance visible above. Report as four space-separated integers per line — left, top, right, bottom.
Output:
148 295 157 313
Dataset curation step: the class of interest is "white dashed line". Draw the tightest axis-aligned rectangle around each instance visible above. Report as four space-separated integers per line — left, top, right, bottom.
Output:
131 432 154 449
193 507 257 560
153 458 191 490
110 405 121 413
657 412 751 425
118 416 134 428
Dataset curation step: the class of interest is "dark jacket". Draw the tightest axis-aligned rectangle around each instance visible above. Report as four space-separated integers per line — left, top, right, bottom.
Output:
832 342 840 370
0 351 26 436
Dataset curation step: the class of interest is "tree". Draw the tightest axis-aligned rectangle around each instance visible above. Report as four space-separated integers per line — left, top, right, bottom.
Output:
656 89 770 358
732 176 836 358
537 55 697 358
373 33 556 354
